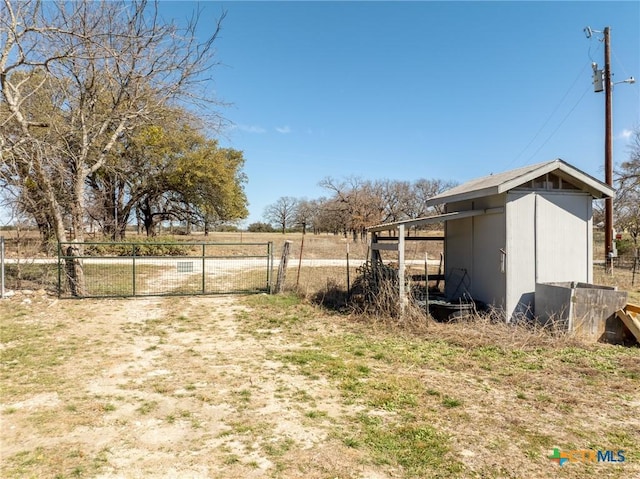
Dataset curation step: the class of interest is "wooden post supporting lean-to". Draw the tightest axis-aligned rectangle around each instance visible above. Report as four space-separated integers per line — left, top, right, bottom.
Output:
398 224 406 316
424 253 429 315
275 240 292 293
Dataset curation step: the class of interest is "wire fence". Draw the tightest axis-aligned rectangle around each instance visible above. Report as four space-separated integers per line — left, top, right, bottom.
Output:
57 242 273 298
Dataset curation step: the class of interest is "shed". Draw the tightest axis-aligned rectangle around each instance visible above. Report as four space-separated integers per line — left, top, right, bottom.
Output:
368 159 614 321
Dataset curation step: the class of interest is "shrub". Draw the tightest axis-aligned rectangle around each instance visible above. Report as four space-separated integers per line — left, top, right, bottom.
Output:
82 239 191 257
615 238 636 257
247 222 276 233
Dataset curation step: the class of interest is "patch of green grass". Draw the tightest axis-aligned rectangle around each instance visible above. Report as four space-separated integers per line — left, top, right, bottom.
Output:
343 437 360 448
5 444 108 478
235 388 252 402
366 377 421 411
292 389 315 403
136 400 158 415
244 292 302 309
224 419 271 437
262 438 295 457
556 346 619 372
357 414 465 478
441 396 462 408
223 454 240 465
304 409 328 419
471 345 506 361
0 318 81 398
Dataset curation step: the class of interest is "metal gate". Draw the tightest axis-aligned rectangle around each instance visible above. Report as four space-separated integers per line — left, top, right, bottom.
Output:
57 241 273 298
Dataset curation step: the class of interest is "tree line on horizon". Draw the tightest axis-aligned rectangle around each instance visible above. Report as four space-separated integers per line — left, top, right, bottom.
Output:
259 177 456 239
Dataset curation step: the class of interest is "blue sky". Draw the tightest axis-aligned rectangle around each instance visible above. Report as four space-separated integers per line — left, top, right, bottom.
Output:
10 1 637 228
174 0 639 226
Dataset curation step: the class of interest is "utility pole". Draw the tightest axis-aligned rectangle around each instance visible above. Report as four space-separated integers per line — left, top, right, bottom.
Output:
604 26 613 268
585 25 635 267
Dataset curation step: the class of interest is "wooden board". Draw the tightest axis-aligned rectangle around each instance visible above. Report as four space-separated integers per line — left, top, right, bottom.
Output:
616 304 640 344
626 303 640 315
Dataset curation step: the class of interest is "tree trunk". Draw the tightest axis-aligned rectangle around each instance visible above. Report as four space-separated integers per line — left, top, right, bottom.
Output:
65 243 86 296
141 199 156 236
62 165 88 294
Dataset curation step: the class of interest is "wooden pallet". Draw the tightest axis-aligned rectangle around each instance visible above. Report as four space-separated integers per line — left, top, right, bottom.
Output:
616 303 640 344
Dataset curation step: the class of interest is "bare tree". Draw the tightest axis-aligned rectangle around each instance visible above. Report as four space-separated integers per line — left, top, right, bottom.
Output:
1 0 226 294
264 196 299 234
615 129 640 249
413 178 457 216
295 199 319 234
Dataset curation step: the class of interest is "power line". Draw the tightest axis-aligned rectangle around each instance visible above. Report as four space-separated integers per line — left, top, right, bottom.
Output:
612 48 640 119
524 84 591 164
506 61 591 169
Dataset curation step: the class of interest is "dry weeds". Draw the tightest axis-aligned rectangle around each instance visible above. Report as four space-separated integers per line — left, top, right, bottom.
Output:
1 291 639 478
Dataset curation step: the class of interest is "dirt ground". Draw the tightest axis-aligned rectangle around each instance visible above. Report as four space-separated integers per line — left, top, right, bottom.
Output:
1 291 389 479
2 289 639 479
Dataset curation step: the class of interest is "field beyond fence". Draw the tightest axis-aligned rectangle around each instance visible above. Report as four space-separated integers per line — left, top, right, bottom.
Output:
0 229 638 303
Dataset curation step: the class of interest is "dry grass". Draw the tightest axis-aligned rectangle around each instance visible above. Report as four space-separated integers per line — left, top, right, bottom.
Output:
1 292 638 478
594 263 640 304
3 228 636 289
2 228 638 306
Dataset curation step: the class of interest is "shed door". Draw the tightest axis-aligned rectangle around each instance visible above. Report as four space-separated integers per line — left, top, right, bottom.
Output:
534 192 591 283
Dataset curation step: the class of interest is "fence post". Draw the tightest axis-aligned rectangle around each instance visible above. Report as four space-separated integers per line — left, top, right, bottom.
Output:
132 244 136 296
275 240 292 293
267 242 273 292
398 224 406 316
1 236 5 299
57 242 62 297
346 242 351 299
202 243 206 294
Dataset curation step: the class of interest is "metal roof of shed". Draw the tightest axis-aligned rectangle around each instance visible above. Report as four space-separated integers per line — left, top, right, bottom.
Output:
426 159 614 206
